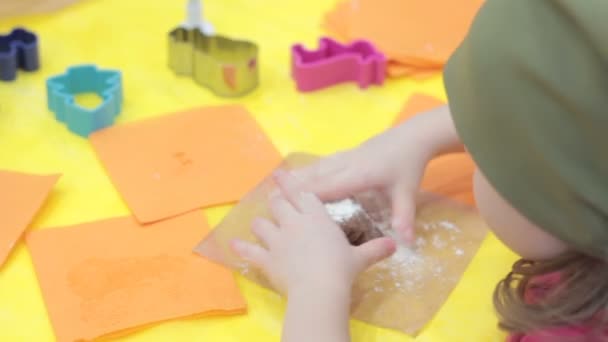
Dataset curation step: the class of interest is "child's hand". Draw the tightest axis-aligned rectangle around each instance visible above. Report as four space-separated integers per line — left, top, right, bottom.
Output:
291 105 463 243
291 132 424 243
231 170 396 296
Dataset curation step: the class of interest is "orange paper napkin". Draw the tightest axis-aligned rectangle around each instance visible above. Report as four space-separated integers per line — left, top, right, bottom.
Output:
0 170 59 267
90 105 282 223
394 94 476 205
27 211 246 342
324 0 483 78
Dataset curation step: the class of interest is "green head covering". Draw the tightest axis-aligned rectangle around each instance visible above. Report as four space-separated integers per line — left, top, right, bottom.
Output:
444 0 608 259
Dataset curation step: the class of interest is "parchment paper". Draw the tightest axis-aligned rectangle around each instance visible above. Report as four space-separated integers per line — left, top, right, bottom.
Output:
194 153 488 335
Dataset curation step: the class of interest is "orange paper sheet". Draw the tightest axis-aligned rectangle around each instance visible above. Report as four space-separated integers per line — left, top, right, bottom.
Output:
394 94 476 205
0 170 59 267
90 105 282 223
323 2 444 79
325 0 483 66
26 211 246 342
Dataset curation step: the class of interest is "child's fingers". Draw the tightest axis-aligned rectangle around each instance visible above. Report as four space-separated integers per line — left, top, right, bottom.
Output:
391 187 417 244
275 170 332 219
230 239 270 270
269 192 298 225
297 191 328 216
353 237 396 272
274 169 326 215
273 169 304 210
252 218 279 248
290 153 366 201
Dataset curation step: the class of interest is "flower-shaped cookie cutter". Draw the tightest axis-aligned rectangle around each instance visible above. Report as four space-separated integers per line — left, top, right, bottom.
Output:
0 27 40 81
47 65 123 137
292 37 386 92
168 28 259 97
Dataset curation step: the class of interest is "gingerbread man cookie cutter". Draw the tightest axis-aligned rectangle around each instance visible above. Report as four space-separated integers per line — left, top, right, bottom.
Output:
291 37 386 92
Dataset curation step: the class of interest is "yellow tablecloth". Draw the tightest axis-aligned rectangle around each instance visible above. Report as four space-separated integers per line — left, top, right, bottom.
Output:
0 1 517 341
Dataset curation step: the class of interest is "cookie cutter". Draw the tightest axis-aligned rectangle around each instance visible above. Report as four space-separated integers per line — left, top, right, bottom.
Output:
183 0 214 35
291 37 386 92
0 27 40 81
168 0 257 97
168 28 259 97
47 65 123 137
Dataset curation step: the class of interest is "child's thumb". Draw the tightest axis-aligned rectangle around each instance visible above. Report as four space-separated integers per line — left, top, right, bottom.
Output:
353 237 396 272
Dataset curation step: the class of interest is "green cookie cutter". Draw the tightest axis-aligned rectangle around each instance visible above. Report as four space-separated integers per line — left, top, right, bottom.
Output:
168 28 259 97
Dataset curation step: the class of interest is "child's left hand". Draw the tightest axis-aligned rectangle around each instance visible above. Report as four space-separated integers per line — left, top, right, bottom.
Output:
231 170 396 296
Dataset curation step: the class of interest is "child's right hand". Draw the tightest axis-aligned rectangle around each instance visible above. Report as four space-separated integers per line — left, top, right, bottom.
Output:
231 170 396 296
292 105 464 243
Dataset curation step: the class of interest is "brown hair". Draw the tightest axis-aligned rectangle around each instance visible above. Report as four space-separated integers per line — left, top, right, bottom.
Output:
493 252 608 338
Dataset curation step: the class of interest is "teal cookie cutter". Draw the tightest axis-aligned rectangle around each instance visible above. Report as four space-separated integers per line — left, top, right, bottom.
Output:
47 64 123 137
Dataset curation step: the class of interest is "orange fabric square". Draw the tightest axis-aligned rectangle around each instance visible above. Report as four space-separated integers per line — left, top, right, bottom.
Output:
325 0 483 65
394 94 476 205
0 170 59 267
323 0 350 39
26 211 246 342
90 105 282 223
386 62 441 80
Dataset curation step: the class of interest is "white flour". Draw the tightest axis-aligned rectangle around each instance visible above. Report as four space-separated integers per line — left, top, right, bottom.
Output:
370 214 464 294
438 220 460 232
321 197 465 295
324 198 363 222
432 234 447 249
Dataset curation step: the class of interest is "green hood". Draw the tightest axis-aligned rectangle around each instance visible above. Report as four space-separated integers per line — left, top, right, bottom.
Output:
444 0 608 259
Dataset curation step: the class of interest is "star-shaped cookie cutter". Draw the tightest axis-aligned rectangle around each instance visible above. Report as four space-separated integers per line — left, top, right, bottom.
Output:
291 37 386 92
47 65 123 137
168 28 259 97
0 27 40 81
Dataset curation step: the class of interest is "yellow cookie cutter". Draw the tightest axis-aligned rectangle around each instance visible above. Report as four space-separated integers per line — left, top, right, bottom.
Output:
168 28 259 97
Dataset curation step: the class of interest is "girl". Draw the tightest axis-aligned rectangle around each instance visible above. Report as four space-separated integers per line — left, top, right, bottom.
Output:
232 1 608 341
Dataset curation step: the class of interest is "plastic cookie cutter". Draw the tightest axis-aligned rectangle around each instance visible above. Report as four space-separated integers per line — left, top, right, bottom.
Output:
47 65 123 137
0 27 40 81
291 37 387 92
168 1 258 97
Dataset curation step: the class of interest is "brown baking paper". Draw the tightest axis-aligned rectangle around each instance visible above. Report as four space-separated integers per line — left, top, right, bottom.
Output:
194 154 488 335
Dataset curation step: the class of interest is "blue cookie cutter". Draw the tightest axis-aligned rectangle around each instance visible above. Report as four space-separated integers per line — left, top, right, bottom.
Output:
47 65 123 137
0 27 40 81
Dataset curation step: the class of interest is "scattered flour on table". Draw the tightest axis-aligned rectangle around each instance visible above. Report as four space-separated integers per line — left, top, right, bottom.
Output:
236 261 251 276
432 234 447 249
370 216 464 294
321 198 466 295
438 220 460 232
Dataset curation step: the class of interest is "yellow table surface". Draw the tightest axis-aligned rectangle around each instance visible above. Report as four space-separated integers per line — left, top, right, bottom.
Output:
0 1 517 341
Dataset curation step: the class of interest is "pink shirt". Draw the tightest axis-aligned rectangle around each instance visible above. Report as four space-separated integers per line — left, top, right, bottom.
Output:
506 273 607 342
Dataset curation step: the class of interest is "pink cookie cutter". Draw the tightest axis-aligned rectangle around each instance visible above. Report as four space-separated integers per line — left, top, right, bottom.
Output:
291 37 386 92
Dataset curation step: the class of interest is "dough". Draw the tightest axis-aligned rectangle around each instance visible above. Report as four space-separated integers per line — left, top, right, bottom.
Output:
325 198 384 246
